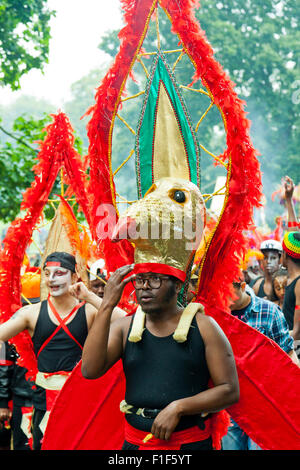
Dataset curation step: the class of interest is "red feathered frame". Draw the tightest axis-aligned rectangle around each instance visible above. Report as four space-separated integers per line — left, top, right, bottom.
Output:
84 0 262 309
0 112 91 382
75 0 300 452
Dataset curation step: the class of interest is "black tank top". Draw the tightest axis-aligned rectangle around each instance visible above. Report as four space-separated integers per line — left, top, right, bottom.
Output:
32 300 88 373
257 278 267 298
283 275 300 330
122 315 210 432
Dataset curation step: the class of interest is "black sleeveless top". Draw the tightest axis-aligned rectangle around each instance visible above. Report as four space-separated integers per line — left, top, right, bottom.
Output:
283 275 300 330
122 315 210 432
257 278 267 298
32 300 88 373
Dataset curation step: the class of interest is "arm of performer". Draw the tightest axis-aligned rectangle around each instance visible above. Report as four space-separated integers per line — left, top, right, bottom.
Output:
150 314 240 441
0 305 32 343
284 176 299 231
69 280 127 323
291 280 300 341
80 265 135 379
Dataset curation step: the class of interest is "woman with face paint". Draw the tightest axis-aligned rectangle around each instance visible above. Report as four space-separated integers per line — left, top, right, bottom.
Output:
0 251 126 449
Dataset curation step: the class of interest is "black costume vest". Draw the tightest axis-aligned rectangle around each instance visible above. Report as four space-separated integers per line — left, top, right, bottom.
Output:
32 299 88 373
257 278 267 298
122 315 210 432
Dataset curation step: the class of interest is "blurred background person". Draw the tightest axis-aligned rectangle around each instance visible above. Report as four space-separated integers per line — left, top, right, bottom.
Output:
252 240 282 300
271 267 288 310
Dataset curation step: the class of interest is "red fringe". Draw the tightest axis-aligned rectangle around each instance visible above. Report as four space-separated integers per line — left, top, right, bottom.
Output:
211 409 231 450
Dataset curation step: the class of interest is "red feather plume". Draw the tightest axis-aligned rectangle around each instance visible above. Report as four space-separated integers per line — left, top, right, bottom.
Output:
0 113 90 382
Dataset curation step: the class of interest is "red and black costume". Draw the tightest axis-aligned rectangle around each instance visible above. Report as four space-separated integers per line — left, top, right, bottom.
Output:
122 315 213 450
31 297 88 450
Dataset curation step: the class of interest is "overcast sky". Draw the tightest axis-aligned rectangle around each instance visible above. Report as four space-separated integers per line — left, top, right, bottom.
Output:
0 0 124 106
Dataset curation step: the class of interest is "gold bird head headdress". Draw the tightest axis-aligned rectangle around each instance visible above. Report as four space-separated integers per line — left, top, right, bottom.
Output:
112 176 206 282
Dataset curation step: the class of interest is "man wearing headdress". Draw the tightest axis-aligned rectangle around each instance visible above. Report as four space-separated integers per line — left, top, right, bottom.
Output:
74 263 239 450
0 251 125 449
72 178 240 451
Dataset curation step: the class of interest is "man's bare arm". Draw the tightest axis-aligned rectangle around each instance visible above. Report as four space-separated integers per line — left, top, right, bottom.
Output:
287 349 299 366
291 280 300 341
283 176 299 231
81 265 135 379
150 314 239 441
0 306 31 342
69 282 127 327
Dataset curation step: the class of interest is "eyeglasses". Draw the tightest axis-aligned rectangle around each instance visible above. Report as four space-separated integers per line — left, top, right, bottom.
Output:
132 275 170 289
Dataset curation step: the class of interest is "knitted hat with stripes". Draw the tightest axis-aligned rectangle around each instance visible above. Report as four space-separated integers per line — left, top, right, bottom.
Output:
282 231 300 259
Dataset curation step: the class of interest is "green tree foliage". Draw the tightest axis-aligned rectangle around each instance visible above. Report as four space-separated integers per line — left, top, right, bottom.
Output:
0 113 84 222
196 0 299 185
0 1 56 223
0 114 52 221
0 0 54 90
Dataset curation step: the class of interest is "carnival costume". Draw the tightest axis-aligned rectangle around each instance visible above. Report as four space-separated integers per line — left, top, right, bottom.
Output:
0 0 299 450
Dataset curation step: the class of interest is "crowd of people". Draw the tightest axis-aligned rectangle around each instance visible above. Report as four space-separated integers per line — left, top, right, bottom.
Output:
0 175 299 451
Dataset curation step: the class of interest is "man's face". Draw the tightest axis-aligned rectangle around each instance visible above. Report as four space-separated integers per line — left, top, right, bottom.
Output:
229 283 247 311
44 266 73 297
89 279 105 298
229 287 243 311
262 250 280 275
134 273 179 314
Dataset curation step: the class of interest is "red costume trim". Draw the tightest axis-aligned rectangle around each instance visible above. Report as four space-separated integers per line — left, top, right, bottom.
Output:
0 360 14 366
287 221 299 228
133 263 186 281
37 296 85 356
124 420 211 450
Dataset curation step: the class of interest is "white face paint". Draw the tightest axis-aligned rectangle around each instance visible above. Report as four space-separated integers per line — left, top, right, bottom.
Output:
44 266 73 297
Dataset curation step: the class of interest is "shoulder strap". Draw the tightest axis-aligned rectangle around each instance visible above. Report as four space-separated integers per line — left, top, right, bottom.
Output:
128 306 146 343
128 302 205 343
37 297 85 357
173 302 205 343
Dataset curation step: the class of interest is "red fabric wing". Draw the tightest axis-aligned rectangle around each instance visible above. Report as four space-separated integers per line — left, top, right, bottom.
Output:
42 360 126 450
42 309 300 451
203 303 300 450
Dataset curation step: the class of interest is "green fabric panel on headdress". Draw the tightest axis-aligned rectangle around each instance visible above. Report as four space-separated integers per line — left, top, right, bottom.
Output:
135 52 200 198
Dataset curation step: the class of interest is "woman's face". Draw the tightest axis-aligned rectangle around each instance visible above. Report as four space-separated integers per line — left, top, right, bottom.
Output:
273 276 287 301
